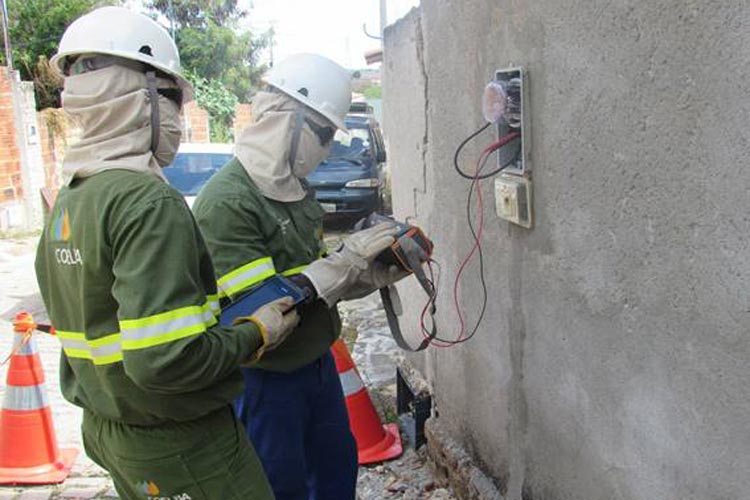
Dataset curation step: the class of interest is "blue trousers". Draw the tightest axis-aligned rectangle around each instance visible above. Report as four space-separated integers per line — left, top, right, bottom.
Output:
235 351 358 500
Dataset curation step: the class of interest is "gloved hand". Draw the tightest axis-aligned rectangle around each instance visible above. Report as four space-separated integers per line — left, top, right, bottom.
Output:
342 262 410 301
233 296 300 363
342 231 430 300
302 222 400 307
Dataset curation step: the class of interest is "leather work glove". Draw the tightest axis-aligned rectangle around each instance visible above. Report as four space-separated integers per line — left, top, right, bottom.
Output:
342 262 410 301
302 222 400 307
342 231 430 300
233 296 300 363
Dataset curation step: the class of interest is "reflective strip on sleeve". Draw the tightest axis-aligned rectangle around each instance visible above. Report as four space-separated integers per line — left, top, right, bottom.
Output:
2 385 49 411
120 301 217 350
56 297 218 364
217 257 276 298
57 331 123 365
281 265 308 276
207 293 220 317
338 368 364 397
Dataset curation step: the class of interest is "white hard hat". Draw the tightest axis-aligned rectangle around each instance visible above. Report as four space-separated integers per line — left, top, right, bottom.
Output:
51 6 193 102
263 53 352 131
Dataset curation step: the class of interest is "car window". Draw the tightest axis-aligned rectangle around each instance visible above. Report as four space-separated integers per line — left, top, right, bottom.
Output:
330 128 371 159
163 152 233 196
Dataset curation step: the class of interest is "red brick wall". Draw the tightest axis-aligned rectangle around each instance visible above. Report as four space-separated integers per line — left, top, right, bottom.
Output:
233 103 253 138
37 109 69 200
0 67 22 203
182 101 210 143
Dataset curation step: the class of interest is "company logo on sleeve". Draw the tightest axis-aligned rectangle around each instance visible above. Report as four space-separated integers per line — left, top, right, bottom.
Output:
50 207 82 266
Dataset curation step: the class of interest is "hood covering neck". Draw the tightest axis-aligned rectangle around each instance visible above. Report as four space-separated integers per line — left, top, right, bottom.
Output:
235 90 333 202
61 63 181 185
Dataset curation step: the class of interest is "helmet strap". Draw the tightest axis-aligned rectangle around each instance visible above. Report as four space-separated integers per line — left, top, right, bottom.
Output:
146 71 160 155
288 107 305 170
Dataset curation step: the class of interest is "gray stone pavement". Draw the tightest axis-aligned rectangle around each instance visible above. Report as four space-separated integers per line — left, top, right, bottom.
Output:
0 236 453 500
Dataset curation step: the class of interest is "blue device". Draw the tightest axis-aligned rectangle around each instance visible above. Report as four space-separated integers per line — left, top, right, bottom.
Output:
219 275 307 327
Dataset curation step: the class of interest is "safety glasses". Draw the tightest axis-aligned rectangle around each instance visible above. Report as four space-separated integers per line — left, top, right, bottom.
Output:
304 117 335 146
157 88 183 108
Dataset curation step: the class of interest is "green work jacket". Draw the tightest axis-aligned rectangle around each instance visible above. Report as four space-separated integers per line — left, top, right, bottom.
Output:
35 169 264 426
193 158 341 373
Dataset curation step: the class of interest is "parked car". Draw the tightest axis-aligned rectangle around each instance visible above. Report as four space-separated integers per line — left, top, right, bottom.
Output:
306 113 387 224
162 143 233 208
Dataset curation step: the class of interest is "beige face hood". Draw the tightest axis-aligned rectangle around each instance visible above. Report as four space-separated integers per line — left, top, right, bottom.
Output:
234 90 332 202
61 64 181 185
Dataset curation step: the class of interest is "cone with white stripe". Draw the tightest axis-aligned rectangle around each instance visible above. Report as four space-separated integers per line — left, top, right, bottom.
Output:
0 312 78 485
331 339 402 465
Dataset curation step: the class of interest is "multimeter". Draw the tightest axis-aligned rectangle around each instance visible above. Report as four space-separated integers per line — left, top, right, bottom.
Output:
356 213 434 272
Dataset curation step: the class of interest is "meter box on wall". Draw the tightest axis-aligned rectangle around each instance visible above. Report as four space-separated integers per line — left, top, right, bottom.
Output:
484 67 528 176
484 66 533 228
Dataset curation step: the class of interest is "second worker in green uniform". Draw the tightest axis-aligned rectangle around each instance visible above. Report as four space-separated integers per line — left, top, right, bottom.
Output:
194 54 409 500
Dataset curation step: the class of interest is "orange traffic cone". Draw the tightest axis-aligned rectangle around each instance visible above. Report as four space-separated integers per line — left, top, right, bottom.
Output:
330 339 402 465
0 312 77 485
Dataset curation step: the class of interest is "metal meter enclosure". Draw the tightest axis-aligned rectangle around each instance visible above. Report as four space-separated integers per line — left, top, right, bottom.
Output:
495 173 532 228
494 67 528 175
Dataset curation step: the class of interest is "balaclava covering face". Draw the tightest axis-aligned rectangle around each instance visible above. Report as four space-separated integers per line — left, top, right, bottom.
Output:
290 115 331 179
154 95 182 167
234 90 335 202
61 62 182 184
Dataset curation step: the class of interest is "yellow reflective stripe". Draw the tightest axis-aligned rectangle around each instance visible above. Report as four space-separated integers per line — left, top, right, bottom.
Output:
120 301 216 348
62 348 93 360
218 257 274 286
56 331 86 341
57 330 123 365
218 257 276 298
281 265 308 276
122 315 217 350
95 353 123 365
120 302 209 329
88 333 122 348
207 293 220 316
55 296 218 365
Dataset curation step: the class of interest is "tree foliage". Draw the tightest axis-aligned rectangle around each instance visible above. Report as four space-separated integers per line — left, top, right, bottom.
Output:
186 70 238 143
3 0 117 109
147 0 245 28
146 0 267 103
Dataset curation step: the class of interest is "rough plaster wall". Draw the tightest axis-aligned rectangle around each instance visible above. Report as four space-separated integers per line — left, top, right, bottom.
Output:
384 1 750 499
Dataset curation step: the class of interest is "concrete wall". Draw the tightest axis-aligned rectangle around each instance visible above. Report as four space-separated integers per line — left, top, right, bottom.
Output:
383 2 750 500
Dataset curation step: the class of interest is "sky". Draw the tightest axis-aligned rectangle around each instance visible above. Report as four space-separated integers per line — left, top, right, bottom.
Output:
123 0 420 69
235 0 419 69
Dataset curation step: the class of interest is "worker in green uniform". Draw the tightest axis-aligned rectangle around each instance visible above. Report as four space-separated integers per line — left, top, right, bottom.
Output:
35 7 299 500
193 53 408 500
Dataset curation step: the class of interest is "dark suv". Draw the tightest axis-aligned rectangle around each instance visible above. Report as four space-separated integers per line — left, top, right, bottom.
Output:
306 110 387 223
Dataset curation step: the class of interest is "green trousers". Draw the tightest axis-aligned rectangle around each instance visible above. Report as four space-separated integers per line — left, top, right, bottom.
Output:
82 406 274 500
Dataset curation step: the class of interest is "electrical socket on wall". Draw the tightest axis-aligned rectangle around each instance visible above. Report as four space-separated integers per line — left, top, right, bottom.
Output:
495 173 532 228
